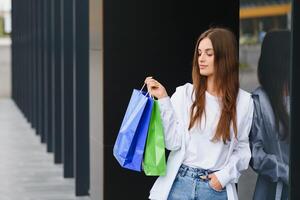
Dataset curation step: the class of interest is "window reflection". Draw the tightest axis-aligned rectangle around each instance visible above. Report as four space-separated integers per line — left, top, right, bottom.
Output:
249 30 290 200
239 1 291 199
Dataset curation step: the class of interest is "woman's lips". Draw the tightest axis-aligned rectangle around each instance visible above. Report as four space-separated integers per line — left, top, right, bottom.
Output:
200 65 207 69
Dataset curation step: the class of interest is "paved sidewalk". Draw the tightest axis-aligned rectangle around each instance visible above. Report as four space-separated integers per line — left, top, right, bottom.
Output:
0 37 11 46
0 98 90 200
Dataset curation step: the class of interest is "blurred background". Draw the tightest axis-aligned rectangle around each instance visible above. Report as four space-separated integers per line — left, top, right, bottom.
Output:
238 1 292 199
239 0 291 92
0 0 11 98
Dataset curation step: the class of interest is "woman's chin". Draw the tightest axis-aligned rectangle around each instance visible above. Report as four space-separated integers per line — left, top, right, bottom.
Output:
199 72 211 77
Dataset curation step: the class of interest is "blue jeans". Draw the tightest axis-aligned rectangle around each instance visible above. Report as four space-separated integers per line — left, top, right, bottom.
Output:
167 164 228 200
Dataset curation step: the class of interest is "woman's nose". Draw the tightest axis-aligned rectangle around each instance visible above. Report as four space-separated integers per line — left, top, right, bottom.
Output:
199 54 206 62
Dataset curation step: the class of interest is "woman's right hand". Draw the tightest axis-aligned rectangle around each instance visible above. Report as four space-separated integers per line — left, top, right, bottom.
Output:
144 76 168 99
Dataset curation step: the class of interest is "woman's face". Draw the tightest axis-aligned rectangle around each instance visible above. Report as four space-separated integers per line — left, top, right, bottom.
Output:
198 37 215 77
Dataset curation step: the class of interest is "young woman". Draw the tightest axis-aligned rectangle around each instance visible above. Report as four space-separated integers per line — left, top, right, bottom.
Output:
144 27 254 200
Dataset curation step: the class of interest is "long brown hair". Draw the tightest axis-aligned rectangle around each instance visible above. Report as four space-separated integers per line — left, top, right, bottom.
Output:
188 27 239 143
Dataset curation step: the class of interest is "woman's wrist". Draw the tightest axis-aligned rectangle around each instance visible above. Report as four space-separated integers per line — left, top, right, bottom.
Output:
157 93 168 99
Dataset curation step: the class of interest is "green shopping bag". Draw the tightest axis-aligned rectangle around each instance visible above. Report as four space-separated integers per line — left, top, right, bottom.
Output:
143 100 166 176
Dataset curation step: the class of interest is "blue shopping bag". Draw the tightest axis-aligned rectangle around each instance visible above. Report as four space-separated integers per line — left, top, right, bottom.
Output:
113 87 154 171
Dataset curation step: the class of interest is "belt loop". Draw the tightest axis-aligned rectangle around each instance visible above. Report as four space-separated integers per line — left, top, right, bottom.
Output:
204 170 209 180
205 170 209 178
181 165 188 177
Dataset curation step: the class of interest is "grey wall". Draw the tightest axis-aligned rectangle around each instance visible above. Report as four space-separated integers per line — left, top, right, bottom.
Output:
89 0 103 199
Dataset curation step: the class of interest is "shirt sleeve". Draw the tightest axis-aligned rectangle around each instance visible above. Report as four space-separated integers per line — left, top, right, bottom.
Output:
249 95 289 185
157 85 188 151
214 97 254 188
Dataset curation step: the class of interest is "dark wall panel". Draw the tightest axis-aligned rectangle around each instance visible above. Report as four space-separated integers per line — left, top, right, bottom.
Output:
11 0 90 197
46 0 53 153
74 0 90 195
104 0 239 146
43 0 49 145
39 0 46 143
61 0 75 178
103 0 239 199
53 0 62 164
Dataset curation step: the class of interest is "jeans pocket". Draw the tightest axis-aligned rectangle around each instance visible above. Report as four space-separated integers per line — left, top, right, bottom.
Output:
207 181 226 193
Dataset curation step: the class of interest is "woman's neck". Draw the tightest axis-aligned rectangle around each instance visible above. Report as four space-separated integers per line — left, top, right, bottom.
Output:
206 75 219 96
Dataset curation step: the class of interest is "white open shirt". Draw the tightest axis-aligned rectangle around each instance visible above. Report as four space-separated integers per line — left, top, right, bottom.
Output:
149 83 254 200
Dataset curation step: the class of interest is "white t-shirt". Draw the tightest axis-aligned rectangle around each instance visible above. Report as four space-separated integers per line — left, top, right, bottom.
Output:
183 90 230 170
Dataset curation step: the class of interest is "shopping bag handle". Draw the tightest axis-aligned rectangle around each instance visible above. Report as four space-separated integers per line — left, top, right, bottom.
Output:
140 83 146 91
140 83 154 99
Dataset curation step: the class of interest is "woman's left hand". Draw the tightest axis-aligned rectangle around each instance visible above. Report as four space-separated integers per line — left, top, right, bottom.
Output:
208 173 223 191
